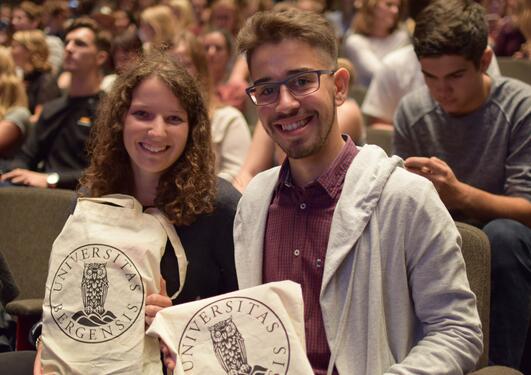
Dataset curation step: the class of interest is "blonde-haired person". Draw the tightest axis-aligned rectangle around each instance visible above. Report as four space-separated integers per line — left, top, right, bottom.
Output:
0 46 30 158
165 0 196 32
139 5 179 51
11 29 61 122
343 0 410 86
170 31 251 183
514 0 531 59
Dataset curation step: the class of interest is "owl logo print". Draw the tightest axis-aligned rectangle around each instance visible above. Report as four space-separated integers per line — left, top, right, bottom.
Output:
70 262 117 327
49 244 144 344
179 297 290 374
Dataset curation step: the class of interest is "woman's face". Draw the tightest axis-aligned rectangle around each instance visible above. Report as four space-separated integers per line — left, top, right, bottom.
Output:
10 40 30 69
113 10 131 34
202 31 230 77
123 76 190 182
170 42 198 78
113 48 139 73
374 0 400 31
210 5 237 33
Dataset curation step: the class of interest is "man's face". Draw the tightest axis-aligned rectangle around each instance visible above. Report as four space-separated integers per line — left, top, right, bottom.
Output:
11 9 36 31
249 39 343 160
63 27 103 75
420 54 488 116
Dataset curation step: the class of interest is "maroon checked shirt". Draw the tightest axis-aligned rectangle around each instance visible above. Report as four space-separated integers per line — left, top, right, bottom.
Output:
263 137 358 374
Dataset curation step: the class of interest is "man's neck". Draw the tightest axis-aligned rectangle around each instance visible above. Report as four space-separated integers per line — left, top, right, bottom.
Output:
69 70 101 97
288 128 346 187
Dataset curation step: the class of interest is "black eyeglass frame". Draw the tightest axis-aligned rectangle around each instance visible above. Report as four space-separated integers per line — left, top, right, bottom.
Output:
245 69 337 106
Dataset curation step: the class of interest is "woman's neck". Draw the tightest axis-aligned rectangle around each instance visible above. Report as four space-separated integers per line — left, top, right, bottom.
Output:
132 171 159 207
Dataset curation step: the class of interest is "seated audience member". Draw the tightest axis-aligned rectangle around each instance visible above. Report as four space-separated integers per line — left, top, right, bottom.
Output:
139 5 178 52
493 0 527 57
169 9 482 374
234 57 365 192
32 52 239 374
209 0 241 37
112 9 137 36
0 46 30 158
393 0 531 370
514 0 531 59
166 0 196 32
362 0 502 130
171 31 251 183
343 0 409 87
11 30 61 122
189 0 210 35
0 17 110 190
11 1 64 75
42 0 70 41
201 28 236 103
101 30 143 92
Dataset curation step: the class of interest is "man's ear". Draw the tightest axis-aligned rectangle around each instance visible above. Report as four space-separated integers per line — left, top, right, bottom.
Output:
96 50 109 68
333 67 349 106
479 47 493 73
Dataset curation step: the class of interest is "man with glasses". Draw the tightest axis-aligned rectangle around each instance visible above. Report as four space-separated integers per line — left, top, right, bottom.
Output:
233 9 482 374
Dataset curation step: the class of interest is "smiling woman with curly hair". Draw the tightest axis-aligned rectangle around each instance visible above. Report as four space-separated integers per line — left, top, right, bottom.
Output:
81 52 218 225
79 50 240 317
30 51 240 373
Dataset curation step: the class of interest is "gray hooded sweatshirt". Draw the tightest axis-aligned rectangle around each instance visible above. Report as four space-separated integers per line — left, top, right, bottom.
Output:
234 144 482 374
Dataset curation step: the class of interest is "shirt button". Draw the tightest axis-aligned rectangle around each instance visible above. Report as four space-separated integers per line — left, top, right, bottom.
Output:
300 203 307 210
294 249 300 256
316 258 322 268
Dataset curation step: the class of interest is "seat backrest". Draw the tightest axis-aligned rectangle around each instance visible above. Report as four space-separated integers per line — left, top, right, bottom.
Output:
0 187 76 300
349 84 368 107
365 127 393 156
497 58 531 85
455 221 491 369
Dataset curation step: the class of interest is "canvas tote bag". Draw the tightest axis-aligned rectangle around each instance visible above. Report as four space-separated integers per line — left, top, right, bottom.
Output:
147 280 313 375
41 194 187 374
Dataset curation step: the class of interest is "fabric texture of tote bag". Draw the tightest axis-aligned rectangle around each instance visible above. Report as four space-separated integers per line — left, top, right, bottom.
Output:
41 194 187 375
147 280 313 375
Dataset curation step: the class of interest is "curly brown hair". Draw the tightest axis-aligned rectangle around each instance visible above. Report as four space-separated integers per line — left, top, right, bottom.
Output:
80 52 216 225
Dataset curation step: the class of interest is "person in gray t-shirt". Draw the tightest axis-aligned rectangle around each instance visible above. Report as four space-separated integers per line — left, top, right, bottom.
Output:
393 0 531 370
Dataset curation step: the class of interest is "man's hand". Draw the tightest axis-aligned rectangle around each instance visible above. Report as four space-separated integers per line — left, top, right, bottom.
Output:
404 156 467 209
0 169 48 187
145 278 171 327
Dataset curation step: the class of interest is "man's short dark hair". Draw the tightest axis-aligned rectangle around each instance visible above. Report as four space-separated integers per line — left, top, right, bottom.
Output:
413 0 488 67
65 16 111 55
237 9 337 71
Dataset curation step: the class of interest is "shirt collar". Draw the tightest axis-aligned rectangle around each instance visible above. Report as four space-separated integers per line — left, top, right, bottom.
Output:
275 135 358 199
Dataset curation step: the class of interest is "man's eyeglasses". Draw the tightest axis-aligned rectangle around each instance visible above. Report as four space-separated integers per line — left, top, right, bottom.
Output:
246 69 336 106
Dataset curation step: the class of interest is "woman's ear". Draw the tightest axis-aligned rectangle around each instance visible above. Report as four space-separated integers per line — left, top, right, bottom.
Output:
333 67 350 106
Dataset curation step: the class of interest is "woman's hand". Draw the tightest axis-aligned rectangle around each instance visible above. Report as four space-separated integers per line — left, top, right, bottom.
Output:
145 278 172 327
161 339 177 371
33 338 43 375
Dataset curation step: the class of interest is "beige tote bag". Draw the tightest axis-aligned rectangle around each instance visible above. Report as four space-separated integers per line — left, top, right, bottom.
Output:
41 194 187 375
147 280 313 375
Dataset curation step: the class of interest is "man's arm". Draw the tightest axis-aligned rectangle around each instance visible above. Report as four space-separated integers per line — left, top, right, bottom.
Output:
405 156 531 227
386 177 483 373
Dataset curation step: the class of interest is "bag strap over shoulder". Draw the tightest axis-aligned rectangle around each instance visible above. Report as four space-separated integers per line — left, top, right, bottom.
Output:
144 208 188 300
77 194 143 211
